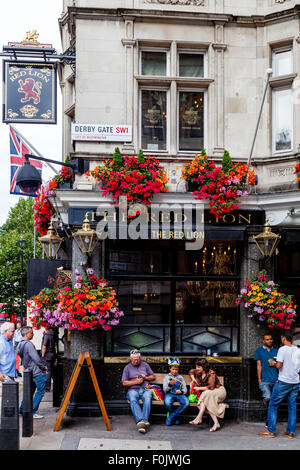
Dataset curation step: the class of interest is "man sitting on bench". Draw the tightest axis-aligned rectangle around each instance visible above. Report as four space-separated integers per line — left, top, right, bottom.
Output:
122 349 155 434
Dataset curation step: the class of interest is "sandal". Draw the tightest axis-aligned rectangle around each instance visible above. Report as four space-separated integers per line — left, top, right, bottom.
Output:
189 419 202 425
209 424 220 432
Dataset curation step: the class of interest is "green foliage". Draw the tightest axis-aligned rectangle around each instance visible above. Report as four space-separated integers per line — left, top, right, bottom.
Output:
200 148 207 156
112 147 123 171
137 149 145 164
222 150 233 174
0 198 42 317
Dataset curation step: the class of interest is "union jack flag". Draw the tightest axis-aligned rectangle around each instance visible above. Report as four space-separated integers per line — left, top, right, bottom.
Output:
9 126 43 196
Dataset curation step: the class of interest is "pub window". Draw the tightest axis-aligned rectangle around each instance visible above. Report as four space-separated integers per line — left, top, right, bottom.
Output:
178 90 206 151
272 87 293 153
140 50 168 76
106 239 240 355
178 52 206 78
140 88 168 151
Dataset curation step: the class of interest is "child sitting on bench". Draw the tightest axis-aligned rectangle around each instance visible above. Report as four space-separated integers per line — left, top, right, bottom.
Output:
163 358 189 426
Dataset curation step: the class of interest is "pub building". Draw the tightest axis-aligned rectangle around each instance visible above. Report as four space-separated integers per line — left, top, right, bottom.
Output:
29 0 300 421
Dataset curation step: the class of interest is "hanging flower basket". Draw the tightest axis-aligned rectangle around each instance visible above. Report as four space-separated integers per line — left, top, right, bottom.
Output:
182 150 256 218
236 271 297 330
87 148 169 218
33 158 74 235
27 267 124 331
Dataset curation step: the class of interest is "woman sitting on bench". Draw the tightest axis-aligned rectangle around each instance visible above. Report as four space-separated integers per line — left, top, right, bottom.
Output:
189 358 228 432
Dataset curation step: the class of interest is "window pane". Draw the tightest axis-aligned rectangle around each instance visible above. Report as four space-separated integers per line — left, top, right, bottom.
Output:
109 280 171 324
141 89 167 150
108 240 170 274
179 91 204 151
273 88 293 152
141 51 167 76
273 50 292 77
107 326 170 353
175 280 239 325
177 241 239 276
179 53 204 77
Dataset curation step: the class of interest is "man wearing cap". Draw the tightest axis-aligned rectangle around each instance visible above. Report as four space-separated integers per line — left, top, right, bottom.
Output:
122 350 156 433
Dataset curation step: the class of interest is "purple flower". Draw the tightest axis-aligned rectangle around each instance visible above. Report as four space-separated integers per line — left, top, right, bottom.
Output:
265 288 271 293
240 289 247 295
74 283 81 289
268 281 274 286
86 268 94 275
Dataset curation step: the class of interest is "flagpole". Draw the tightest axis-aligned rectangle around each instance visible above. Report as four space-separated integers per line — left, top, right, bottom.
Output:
10 124 58 175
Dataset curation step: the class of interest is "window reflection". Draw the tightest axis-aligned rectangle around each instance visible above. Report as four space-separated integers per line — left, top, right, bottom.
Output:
177 241 238 275
109 280 171 324
175 280 239 325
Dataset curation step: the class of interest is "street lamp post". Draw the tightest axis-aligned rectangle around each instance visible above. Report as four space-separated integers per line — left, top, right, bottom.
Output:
19 234 26 325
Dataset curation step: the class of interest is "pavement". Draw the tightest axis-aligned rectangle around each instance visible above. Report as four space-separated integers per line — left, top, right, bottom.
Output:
1 376 300 452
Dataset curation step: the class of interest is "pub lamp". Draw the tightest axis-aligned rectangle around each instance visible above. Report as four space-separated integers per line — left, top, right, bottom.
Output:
72 212 99 255
39 221 64 259
252 218 281 258
16 153 76 194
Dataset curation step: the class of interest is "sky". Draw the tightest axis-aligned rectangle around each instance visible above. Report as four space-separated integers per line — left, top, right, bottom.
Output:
0 1 64 225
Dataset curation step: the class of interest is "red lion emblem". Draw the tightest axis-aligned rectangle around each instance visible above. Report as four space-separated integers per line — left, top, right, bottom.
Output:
18 78 42 104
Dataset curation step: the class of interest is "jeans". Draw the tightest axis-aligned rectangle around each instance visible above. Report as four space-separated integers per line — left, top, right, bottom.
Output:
19 372 47 414
267 380 299 434
164 393 189 419
259 382 276 404
126 388 153 423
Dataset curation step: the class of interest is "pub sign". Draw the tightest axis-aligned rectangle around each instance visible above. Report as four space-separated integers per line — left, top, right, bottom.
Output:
3 61 57 124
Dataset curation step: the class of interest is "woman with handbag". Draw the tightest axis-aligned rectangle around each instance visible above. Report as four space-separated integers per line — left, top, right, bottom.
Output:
188 358 228 432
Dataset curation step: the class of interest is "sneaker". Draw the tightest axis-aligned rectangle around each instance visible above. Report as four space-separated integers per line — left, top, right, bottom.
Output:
174 419 180 425
137 421 147 433
33 413 44 419
166 412 173 426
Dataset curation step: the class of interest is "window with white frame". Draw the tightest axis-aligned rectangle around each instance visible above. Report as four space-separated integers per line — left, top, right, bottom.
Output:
139 47 208 153
178 90 205 151
273 87 293 153
141 88 168 151
272 47 293 77
271 46 294 154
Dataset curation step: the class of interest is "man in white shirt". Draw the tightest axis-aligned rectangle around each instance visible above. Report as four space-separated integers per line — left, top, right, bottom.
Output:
258 331 300 438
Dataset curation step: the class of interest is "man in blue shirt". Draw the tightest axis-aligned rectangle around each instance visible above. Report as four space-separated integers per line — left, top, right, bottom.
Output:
0 322 16 382
255 334 278 424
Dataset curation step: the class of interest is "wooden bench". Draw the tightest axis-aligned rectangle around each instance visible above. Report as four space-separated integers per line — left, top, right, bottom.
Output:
128 373 224 407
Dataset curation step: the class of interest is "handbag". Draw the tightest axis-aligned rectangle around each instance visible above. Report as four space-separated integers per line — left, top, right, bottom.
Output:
145 384 163 401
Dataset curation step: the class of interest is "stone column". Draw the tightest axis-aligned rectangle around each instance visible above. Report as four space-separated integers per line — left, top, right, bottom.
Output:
212 22 227 157
239 230 278 421
62 239 105 416
121 18 136 155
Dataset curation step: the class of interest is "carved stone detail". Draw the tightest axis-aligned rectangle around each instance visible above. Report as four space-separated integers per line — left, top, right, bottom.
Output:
274 0 289 3
144 0 205 6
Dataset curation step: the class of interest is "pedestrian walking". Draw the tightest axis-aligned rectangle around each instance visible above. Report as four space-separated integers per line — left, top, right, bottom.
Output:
17 326 48 419
41 326 55 392
13 320 23 377
254 333 278 425
122 349 155 434
0 322 16 383
258 331 300 438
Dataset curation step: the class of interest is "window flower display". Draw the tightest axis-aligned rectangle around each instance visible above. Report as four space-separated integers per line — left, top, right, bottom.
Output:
87 148 169 217
181 150 256 218
236 271 297 330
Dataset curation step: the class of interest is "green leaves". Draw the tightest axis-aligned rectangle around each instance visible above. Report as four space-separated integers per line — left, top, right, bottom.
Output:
0 197 42 316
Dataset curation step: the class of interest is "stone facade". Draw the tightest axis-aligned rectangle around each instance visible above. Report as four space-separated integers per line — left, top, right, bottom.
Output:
54 0 300 420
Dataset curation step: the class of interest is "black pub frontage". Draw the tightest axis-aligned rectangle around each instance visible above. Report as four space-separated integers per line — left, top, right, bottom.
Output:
27 195 300 422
